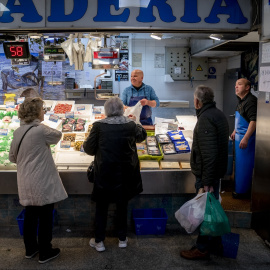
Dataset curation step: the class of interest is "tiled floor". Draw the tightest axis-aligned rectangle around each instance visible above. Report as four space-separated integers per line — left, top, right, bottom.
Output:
0 226 270 270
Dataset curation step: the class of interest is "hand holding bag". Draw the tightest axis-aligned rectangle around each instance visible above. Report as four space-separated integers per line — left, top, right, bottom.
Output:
200 192 231 236
87 161 94 183
175 192 207 233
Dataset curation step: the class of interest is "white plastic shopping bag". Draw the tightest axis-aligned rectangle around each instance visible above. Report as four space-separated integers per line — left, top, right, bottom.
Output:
175 192 207 233
124 101 143 124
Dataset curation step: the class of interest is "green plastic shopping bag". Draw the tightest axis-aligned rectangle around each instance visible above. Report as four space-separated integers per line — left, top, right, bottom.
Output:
200 192 231 236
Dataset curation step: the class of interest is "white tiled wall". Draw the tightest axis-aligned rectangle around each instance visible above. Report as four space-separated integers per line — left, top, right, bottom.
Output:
114 38 228 111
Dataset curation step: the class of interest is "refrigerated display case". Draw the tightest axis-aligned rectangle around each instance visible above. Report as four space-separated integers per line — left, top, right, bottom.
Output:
0 102 196 195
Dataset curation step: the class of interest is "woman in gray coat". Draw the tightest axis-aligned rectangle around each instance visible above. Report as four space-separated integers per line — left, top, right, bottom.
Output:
83 97 146 252
9 97 67 264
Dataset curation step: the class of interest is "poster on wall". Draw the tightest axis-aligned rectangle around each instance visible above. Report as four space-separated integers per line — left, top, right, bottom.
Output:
262 43 270 63
115 36 129 50
119 50 129 71
154 54 165 68
132 53 142 67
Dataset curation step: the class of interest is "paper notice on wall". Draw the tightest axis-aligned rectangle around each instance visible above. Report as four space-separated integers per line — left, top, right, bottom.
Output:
132 53 142 67
262 43 270 64
155 54 165 68
42 62 62 77
259 66 270 92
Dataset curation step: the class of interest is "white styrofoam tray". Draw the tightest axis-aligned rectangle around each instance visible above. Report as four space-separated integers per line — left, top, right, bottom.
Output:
74 104 92 117
42 115 62 130
43 100 56 110
54 151 93 166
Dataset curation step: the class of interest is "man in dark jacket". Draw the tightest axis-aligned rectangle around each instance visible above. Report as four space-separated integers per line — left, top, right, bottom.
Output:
181 85 229 260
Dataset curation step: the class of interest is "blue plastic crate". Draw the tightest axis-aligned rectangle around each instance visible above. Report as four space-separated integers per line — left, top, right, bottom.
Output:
133 208 168 235
222 232 240 259
16 209 56 236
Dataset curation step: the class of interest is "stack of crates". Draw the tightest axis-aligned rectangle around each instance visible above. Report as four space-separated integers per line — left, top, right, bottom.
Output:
65 78 75 89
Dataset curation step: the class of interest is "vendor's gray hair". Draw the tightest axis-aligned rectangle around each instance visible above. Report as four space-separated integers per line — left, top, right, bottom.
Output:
194 85 214 104
104 97 124 117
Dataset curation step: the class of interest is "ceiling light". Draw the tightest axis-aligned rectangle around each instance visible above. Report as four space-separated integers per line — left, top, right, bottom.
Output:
150 33 163 40
209 34 223 41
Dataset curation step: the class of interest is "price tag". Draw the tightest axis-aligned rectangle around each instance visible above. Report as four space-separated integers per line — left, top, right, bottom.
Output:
6 101 15 108
46 111 54 115
65 111 74 118
75 133 85 140
12 116 20 123
49 114 59 122
60 141 71 148
17 97 25 104
0 129 8 136
77 106 85 111
80 144 85 152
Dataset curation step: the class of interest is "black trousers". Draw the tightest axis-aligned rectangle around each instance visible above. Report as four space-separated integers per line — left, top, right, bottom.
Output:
95 200 128 243
23 203 54 255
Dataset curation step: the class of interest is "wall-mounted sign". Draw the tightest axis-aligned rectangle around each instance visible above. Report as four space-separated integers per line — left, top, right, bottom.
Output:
3 42 30 59
208 66 217 79
0 0 251 31
115 70 129 81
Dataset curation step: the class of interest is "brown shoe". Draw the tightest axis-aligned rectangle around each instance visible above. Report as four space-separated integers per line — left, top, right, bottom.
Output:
180 246 210 260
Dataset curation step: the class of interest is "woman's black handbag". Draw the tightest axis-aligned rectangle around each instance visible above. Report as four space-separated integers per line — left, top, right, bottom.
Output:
87 161 94 183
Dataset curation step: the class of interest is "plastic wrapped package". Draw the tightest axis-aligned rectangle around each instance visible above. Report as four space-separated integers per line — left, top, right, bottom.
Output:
61 35 74 66
123 101 142 125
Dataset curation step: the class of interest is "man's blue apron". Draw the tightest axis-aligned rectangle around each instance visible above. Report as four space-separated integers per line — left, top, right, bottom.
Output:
234 111 256 194
128 89 152 125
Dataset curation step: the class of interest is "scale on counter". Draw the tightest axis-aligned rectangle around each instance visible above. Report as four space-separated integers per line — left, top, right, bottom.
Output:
43 45 66 61
92 48 120 69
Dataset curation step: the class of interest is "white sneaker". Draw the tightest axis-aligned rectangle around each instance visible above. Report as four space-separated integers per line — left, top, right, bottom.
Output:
89 238 105 252
119 238 128 248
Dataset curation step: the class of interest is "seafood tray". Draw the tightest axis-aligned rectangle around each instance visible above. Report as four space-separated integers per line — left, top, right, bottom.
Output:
51 100 75 116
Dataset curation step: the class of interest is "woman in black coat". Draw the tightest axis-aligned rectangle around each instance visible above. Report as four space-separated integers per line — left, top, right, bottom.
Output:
83 97 146 252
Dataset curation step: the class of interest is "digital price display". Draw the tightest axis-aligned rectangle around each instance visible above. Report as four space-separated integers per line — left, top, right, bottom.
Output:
3 42 30 59
44 47 65 54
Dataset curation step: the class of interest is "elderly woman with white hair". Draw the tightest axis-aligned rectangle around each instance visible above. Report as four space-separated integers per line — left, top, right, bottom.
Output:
83 97 146 252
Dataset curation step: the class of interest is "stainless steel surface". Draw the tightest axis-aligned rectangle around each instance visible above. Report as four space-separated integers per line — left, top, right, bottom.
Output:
252 91 270 212
223 69 240 135
0 170 195 195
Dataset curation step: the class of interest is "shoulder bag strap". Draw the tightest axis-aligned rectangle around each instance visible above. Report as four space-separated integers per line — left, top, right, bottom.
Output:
16 125 35 156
